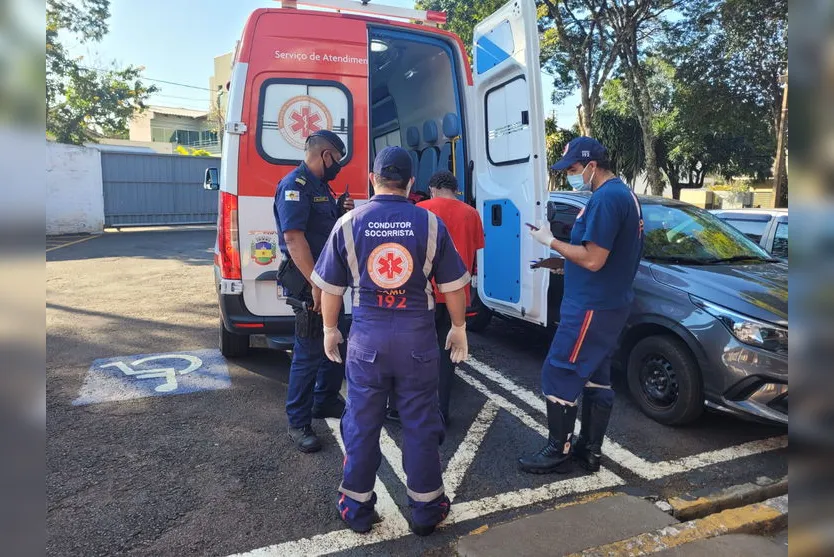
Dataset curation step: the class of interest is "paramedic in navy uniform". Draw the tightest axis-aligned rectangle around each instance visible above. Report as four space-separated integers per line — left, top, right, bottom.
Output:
273 129 354 454
311 146 470 536
519 137 643 475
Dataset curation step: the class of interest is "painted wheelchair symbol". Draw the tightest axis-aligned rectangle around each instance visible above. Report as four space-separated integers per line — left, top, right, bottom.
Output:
100 354 203 393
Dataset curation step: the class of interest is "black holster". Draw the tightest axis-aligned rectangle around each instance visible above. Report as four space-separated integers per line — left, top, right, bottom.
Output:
277 257 322 339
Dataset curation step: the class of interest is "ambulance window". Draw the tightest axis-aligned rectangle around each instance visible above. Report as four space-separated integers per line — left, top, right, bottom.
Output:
475 20 513 74
485 76 531 165
257 79 353 165
373 129 401 156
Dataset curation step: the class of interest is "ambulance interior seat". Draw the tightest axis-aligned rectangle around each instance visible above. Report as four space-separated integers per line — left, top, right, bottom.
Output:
405 126 421 178
439 112 464 181
416 120 440 193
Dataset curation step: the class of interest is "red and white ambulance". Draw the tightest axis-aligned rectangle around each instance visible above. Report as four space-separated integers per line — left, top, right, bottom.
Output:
208 0 550 357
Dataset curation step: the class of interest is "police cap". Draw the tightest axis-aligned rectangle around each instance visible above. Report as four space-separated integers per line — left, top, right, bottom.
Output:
307 130 346 158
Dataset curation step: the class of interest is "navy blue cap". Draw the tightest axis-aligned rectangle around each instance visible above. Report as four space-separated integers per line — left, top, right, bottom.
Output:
551 136 608 171
307 130 346 157
373 146 413 181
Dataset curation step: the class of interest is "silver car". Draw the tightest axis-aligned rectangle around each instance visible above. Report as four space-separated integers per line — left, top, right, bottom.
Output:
545 193 788 426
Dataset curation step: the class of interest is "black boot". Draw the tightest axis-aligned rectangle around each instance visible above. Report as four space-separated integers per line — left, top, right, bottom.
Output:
518 400 578 474
288 425 322 453
573 401 612 472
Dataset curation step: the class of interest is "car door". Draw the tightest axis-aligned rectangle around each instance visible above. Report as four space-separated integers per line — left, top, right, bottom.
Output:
471 0 549 325
546 199 581 324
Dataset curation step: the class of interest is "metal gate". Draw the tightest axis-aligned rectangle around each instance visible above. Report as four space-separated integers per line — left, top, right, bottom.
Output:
101 152 219 227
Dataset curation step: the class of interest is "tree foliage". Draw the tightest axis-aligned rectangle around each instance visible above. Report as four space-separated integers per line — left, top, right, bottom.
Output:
46 0 157 144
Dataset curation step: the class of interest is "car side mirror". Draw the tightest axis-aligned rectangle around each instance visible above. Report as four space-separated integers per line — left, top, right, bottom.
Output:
204 167 220 191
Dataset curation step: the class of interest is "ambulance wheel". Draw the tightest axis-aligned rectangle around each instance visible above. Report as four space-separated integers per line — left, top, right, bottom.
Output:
220 319 250 358
627 335 703 426
466 291 492 333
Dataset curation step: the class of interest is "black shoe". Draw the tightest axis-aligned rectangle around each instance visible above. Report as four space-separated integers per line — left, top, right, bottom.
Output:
410 521 437 537
312 396 346 419
385 408 401 423
518 400 578 474
288 425 322 453
573 398 612 473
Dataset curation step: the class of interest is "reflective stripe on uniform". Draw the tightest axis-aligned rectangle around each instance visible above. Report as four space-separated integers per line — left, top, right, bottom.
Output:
585 381 612 389
422 211 439 310
339 484 374 503
438 271 471 293
569 310 595 363
311 270 346 296
339 212 361 306
407 484 445 503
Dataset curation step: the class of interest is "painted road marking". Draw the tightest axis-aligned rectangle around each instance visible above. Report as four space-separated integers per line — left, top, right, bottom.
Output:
46 235 98 252
463 356 788 480
231 418 410 557
445 401 499 502
231 357 785 556
73 349 231 406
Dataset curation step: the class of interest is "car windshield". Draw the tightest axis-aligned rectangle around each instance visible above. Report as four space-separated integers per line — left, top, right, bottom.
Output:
643 203 772 264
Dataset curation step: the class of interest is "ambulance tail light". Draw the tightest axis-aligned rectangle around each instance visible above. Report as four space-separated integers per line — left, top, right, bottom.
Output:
218 191 242 280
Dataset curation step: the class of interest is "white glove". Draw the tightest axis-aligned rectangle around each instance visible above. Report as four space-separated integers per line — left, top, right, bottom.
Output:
323 325 344 363
529 222 554 247
445 323 469 364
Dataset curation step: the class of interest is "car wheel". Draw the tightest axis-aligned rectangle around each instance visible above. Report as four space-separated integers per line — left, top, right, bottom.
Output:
220 319 250 358
627 335 703 426
466 290 492 333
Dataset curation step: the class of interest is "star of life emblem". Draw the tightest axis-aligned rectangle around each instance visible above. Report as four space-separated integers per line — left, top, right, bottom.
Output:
278 95 333 150
367 243 414 289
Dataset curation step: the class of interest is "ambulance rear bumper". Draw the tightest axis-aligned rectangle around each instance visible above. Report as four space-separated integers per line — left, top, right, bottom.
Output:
218 285 295 336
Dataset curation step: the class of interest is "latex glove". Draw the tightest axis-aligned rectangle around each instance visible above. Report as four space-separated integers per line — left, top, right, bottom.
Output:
529 222 555 247
324 325 344 363
445 323 469 364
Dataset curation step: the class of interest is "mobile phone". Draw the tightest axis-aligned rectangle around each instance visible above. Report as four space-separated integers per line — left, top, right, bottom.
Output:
525 222 539 231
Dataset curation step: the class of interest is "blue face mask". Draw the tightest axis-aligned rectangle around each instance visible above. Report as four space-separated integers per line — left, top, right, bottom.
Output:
567 173 590 191
566 163 594 191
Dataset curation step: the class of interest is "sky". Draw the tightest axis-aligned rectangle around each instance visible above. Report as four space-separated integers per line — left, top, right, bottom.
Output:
66 0 579 128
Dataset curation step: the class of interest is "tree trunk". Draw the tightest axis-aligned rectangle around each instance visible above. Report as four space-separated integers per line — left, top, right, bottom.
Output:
620 47 664 196
579 82 593 137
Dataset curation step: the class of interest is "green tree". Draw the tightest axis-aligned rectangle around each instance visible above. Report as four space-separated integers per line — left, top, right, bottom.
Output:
176 145 212 157
544 115 577 190
595 0 681 196
418 0 621 136
46 0 157 144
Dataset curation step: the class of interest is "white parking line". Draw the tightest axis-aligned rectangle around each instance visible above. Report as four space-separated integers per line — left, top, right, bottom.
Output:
463 356 788 480
446 468 624 526
231 419 409 557
445 401 499 502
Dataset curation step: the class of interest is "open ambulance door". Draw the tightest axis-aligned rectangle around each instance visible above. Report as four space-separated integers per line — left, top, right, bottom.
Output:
472 0 549 325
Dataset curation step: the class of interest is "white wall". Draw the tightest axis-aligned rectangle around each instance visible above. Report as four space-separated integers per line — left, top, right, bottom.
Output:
46 142 105 235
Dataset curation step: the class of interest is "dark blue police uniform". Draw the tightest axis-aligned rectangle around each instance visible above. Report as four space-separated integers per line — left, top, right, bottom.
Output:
274 160 345 430
312 147 469 534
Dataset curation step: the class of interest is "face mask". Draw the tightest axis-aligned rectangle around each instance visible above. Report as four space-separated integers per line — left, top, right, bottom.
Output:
322 153 342 182
566 173 587 191
567 163 594 191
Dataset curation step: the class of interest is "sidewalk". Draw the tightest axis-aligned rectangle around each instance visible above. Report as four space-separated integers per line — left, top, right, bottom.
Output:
456 481 788 557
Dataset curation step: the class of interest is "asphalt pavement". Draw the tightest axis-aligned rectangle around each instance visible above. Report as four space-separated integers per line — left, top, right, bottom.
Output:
46 228 787 556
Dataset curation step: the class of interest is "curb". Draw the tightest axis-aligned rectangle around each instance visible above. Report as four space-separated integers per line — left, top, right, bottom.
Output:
664 476 788 521
566 494 788 557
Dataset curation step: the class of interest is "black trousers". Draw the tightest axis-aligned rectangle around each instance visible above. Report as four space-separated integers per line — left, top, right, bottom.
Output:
388 303 455 422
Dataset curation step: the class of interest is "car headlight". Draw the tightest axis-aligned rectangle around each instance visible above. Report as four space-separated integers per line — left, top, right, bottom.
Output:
690 296 788 354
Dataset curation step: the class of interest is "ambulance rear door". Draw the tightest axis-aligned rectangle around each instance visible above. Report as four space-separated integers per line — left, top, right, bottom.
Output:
471 0 549 325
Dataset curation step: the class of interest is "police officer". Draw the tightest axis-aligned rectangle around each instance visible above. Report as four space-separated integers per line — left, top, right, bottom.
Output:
273 130 353 454
519 137 643 475
311 146 470 536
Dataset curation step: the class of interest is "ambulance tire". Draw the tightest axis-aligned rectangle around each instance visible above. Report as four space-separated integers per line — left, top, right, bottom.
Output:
627 335 703 426
466 291 492 333
220 319 250 358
